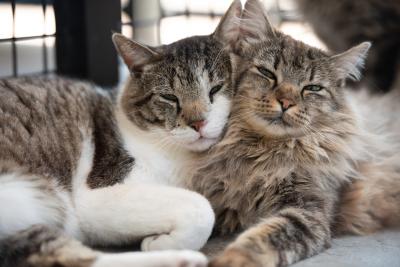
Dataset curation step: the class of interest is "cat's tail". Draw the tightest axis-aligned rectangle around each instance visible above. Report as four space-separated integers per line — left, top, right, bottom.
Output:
336 87 400 235
0 224 99 267
335 163 400 235
0 224 208 267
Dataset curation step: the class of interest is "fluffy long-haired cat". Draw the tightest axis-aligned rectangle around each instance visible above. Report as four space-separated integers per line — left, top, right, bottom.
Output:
0 2 242 266
190 0 400 266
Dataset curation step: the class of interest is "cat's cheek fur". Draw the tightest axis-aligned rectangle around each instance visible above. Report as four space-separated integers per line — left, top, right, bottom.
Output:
170 128 201 144
202 95 231 140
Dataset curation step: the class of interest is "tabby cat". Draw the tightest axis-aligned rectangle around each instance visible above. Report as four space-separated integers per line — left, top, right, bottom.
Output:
190 1 400 266
297 0 400 93
0 3 241 266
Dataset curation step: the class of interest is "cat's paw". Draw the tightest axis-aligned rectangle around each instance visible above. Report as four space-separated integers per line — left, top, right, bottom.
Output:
169 250 208 267
209 248 261 267
141 234 180 251
93 250 207 267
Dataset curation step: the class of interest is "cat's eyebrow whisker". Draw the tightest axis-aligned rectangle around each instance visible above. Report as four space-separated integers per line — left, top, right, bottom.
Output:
210 47 226 73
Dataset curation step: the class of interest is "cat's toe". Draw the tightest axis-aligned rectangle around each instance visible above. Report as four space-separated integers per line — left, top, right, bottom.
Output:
173 251 208 267
209 248 261 267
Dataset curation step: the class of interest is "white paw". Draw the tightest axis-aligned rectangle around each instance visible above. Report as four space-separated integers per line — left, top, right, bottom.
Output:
92 250 207 267
141 234 181 251
163 250 208 267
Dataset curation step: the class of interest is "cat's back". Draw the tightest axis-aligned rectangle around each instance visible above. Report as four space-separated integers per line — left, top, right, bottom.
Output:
0 76 112 187
0 76 100 119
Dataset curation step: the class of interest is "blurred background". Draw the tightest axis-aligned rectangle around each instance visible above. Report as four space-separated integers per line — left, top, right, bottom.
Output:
0 0 399 92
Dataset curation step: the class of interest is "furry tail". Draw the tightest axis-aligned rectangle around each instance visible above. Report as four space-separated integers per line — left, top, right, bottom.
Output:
0 225 209 267
335 164 400 235
336 88 400 235
0 225 98 267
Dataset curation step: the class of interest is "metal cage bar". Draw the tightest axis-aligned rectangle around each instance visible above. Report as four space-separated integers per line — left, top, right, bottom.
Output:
11 0 17 76
0 0 56 77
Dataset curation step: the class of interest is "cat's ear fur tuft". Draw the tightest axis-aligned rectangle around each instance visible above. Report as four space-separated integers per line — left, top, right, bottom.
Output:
240 0 276 44
112 33 159 71
331 42 371 81
213 0 242 47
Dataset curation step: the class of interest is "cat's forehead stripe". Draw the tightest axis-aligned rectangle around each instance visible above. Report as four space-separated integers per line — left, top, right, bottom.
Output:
273 53 281 70
309 66 316 82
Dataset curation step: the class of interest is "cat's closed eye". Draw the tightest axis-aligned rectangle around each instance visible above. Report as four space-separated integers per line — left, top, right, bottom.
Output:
303 85 324 92
160 94 179 103
256 67 276 81
209 84 223 103
160 94 181 113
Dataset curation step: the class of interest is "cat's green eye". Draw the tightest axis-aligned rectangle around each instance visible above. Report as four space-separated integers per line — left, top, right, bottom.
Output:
303 85 324 92
160 94 179 103
209 84 223 103
256 67 276 80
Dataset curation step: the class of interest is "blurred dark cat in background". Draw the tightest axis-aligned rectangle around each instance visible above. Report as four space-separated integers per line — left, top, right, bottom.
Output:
298 0 400 93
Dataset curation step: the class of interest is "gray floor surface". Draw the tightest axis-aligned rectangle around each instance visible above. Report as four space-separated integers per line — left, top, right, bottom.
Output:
293 231 400 267
202 231 400 267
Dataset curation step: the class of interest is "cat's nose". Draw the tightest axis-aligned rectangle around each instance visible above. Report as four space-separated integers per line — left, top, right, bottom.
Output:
278 97 295 112
190 120 205 132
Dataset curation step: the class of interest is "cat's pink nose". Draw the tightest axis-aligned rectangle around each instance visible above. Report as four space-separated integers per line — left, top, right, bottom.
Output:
278 97 295 111
190 120 205 132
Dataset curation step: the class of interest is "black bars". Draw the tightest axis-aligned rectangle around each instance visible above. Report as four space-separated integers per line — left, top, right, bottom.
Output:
41 0 48 74
11 0 17 76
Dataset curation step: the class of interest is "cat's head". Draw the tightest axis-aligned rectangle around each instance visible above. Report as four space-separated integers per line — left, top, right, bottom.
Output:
225 0 370 138
112 0 242 151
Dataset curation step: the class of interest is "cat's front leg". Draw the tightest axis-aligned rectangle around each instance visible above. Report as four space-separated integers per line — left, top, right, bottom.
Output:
209 207 331 267
75 182 215 251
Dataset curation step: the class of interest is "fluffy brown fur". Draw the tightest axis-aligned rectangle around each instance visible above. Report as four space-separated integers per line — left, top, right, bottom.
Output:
190 1 400 266
335 88 400 235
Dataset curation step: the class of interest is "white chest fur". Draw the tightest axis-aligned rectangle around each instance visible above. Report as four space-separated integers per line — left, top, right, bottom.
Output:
116 108 194 187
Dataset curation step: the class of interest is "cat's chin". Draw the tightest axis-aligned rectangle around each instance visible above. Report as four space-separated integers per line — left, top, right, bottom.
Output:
252 116 305 138
184 137 219 152
265 124 306 138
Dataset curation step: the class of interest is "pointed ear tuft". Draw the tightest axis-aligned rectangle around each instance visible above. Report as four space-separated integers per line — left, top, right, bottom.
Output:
112 33 159 71
331 42 371 81
240 0 275 44
213 0 242 47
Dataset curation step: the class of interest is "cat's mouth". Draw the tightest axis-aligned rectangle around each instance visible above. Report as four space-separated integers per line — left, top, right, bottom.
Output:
267 115 292 127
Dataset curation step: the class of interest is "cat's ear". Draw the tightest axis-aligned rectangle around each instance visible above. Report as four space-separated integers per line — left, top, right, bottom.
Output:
213 0 242 47
239 0 276 44
331 42 371 81
112 33 160 71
